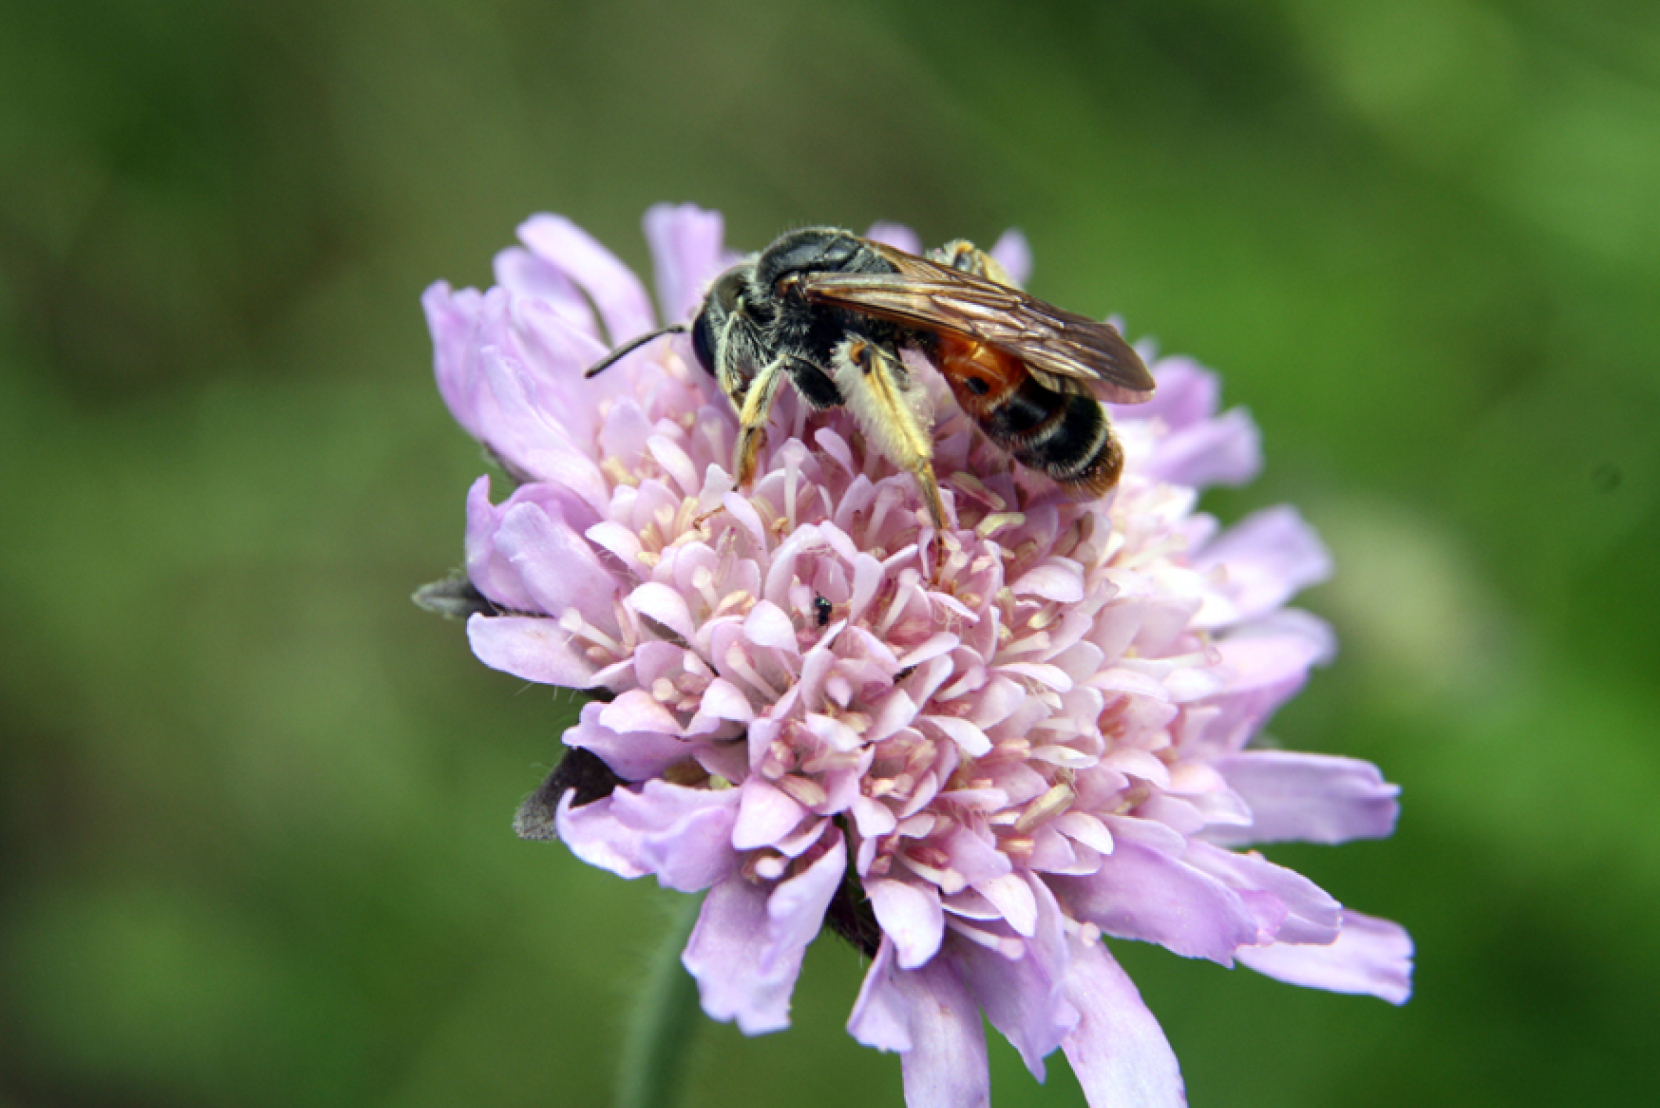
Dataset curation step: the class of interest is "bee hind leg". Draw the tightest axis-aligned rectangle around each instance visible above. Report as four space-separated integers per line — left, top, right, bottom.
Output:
830 339 948 561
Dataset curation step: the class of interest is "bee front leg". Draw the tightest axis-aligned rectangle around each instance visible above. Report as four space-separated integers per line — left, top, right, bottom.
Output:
731 357 788 488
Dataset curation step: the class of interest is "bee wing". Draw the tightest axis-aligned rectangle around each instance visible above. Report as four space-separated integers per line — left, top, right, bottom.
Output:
798 243 1156 403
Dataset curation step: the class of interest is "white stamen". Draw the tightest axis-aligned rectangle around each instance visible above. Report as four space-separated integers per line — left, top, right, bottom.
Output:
691 565 722 612
725 643 780 699
558 608 623 655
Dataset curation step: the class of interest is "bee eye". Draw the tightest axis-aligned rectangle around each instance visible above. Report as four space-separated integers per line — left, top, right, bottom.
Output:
965 377 990 396
690 310 718 376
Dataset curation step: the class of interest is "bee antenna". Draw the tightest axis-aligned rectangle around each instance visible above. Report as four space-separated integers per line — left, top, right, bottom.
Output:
583 323 688 378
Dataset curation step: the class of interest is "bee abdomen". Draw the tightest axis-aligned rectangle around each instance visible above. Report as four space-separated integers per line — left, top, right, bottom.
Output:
990 379 1123 495
934 333 1127 498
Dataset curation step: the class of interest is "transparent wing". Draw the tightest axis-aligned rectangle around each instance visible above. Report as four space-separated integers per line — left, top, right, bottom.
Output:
798 241 1155 403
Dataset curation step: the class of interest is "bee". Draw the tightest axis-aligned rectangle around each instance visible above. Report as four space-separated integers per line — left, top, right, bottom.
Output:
585 228 1155 538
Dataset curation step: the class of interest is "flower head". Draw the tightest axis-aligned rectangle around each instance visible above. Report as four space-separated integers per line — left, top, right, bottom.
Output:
423 205 1411 1107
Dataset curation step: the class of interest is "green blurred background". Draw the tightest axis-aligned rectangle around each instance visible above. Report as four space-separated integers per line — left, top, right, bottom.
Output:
4 1 1659 1105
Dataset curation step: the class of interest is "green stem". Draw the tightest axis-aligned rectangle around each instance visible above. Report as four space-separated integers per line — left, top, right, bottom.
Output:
614 893 704 1108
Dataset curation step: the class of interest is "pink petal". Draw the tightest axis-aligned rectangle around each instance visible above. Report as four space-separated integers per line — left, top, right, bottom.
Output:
1207 751 1400 846
424 282 487 440
586 520 645 573
612 782 743 892
733 778 808 850
1192 506 1332 626
1237 911 1413 1005
848 940 991 1108
1012 558 1086 602
1054 811 1116 856
1189 611 1335 756
1050 838 1271 963
598 689 683 735
647 435 700 497
466 614 597 687
975 873 1039 937
927 715 993 758
626 582 697 643
683 876 792 1034
999 662 1073 692
474 346 608 507
898 956 992 1108
462 477 533 611
564 702 697 782
1061 937 1187 1108
1142 407 1262 489
866 877 945 969
598 397 654 470
847 940 910 1050
744 600 799 654
683 835 845 1035
517 214 656 344
864 222 922 255
698 677 755 722
491 245 591 328
1181 841 1340 946
1117 356 1216 431
553 793 648 879
644 203 728 324
493 499 619 629
955 884 1076 1081
762 830 847 973
847 552 886 622
990 229 1032 287
898 632 959 669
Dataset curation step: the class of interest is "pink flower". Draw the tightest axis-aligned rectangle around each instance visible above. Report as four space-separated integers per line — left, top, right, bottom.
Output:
424 205 1411 1108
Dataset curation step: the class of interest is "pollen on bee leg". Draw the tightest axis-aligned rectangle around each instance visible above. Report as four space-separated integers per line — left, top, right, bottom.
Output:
915 460 947 532
733 427 766 487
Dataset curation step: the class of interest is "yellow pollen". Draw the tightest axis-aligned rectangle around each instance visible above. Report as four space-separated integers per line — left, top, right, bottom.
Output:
777 775 828 808
601 456 640 487
977 512 1026 538
1001 836 1035 857
1015 782 1076 834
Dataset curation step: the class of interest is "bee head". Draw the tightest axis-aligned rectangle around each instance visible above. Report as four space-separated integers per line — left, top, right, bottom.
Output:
690 266 751 377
